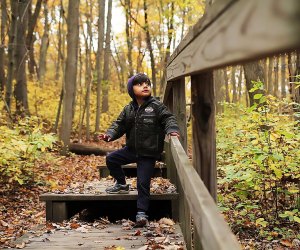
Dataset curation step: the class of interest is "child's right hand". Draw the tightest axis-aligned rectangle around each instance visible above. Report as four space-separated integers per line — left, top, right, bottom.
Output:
98 134 111 142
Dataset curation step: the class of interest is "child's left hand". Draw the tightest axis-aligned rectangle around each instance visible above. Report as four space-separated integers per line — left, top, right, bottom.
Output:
168 132 180 140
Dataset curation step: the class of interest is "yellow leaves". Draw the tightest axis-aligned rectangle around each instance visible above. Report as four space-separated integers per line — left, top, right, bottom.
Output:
255 218 268 227
270 164 282 179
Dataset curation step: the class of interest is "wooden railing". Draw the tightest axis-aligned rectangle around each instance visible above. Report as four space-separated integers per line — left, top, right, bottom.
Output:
162 0 300 249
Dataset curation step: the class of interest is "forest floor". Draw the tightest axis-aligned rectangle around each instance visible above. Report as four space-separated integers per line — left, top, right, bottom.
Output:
0 139 298 249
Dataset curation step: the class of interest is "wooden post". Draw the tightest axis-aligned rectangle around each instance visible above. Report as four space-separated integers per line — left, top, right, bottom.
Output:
191 72 217 201
52 202 68 222
172 78 187 151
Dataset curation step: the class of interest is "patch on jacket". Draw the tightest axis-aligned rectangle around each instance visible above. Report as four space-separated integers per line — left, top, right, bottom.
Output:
145 107 154 113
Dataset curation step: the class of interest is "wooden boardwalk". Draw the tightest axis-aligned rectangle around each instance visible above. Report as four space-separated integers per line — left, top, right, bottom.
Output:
12 221 185 249
40 178 178 222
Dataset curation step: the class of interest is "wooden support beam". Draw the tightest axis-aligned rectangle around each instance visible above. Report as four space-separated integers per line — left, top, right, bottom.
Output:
191 72 216 201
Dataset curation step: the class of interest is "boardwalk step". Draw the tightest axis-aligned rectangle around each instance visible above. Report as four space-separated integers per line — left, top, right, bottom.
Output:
98 162 167 178
40 180 177 223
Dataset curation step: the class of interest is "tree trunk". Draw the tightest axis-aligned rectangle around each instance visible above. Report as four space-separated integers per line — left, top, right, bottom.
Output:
231 66 237 103
0 0 7 92
159 2 174 96
60 0 80 154
55 1 64 82
280 53 286 99
38 0 49 85
136 31 145 73
101 0 112 113
85 0 92 141
223 68 230 103
243 60 265 107
288 51 300 121
238 66 243 103
5 0 18 109
124 0 133 76
95 0 105 132
143 0 157 96
267 56 274 95
274 56 279 98
26 0 42 78
14 0 30 116
214 69 224 113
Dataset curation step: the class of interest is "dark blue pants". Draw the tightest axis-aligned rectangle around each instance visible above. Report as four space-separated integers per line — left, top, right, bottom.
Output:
106 146 156 213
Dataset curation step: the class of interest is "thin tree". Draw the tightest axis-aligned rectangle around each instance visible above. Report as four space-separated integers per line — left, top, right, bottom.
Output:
243 60 265 107
85 0 93 141
14 0 30 116
38 0 50 85
0 0 7 92
26 0 43 78
60 0 80 154
95 0 105 132
143 0 157 96
274 56 279 98
267 56 274 95
238 65 243 103
280 53 286 98
55 0 65 82
231 66 237 103
214 69 224 113
5 0 18 109
124 0 134 76
101 0 112 113
223 67 230 103
159 1 174 96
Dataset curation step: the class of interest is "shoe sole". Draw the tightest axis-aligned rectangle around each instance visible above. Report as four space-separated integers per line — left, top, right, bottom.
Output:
135 220 148 227
106 190 130 194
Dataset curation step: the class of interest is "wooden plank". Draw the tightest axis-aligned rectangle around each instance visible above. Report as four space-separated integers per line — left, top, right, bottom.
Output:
14 223 186 250
191 73 216 200
40 192 178 201
45 201 53 221
52 202 68 222
170 136 241 250
172 78 188 151
167 0 300 81
168 0 237 66
161 80 173 105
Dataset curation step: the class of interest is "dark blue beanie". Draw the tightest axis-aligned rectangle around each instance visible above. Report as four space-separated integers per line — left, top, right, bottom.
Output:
127 73 151 100
127 75 136 99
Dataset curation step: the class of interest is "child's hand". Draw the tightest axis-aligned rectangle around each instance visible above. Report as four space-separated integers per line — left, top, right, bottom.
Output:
98 134 111 142
168 132 180 140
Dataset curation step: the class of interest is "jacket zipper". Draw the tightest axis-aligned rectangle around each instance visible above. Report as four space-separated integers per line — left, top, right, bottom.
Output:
135 106 140 156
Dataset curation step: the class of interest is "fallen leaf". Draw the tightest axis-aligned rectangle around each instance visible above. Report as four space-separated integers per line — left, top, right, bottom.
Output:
0 220 9 227
134 229 141 236
280 239 292 247
15 242 26 249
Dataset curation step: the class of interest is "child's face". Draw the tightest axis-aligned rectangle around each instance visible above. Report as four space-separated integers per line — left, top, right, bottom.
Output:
133 82 152 99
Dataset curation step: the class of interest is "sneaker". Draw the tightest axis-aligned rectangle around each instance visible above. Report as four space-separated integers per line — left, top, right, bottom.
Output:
105 183 130 194
135 212 148 227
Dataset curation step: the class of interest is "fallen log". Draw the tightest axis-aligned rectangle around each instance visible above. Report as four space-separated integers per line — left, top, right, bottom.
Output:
69 143 115 156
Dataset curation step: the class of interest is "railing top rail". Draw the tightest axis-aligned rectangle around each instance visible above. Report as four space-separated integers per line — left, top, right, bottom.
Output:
170 137 241 250
166 0 300 82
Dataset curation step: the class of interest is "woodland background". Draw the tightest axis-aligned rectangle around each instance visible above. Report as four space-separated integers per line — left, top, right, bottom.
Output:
0 0 299 249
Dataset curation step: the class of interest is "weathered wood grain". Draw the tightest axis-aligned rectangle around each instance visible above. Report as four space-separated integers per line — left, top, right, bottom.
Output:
167 0 300 81
13 224 185 250
40 192 178 201
191 73 216 200
170 137 241 250
168 0 237 65
172 78 188 151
